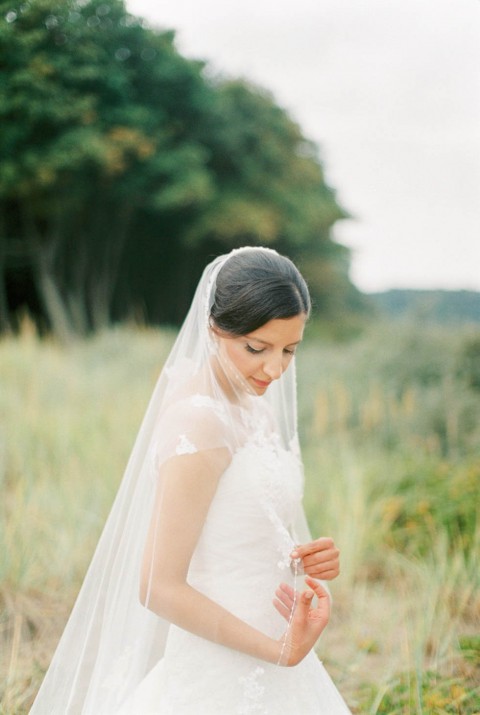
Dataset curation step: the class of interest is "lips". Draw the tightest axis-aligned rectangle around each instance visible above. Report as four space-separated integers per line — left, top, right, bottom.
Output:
251 377 271 388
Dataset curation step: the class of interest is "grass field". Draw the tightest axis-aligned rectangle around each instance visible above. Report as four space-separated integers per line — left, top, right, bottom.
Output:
1 320 479 714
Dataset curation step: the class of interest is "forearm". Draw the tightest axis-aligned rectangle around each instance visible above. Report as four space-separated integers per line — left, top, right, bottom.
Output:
144 581 282 664
141 454 285 664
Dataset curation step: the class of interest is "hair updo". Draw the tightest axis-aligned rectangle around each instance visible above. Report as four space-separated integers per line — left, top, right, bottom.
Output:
210 248 311 336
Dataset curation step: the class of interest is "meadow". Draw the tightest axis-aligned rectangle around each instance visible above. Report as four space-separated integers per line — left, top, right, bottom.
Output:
1 320 479 714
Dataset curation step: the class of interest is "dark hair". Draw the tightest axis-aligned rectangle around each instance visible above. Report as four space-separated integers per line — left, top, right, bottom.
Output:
210 249 311 335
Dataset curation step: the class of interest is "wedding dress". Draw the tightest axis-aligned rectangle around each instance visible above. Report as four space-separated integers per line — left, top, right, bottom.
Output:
116 397 351 715
30 247 351 714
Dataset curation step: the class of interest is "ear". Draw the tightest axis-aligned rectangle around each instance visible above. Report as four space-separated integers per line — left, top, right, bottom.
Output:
209 323 226 354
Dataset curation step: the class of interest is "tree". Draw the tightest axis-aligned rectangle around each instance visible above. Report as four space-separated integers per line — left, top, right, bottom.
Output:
0 0 216 335
0 0 362 336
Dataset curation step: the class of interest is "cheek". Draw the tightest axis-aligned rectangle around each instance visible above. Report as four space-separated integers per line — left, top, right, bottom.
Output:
236 351 256 377
223 343 251 375
280 354 295 375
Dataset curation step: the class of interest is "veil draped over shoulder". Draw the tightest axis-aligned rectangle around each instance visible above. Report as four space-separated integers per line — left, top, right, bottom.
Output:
30 247 312 714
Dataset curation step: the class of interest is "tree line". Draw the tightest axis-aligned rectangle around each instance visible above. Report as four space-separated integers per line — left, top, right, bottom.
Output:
0 0 364 340
370 289 480 325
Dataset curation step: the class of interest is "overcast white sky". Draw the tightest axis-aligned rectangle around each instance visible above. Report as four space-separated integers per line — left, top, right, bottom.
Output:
127 0 480 292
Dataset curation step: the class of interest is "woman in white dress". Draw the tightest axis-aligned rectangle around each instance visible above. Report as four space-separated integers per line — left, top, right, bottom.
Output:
30 247 351 714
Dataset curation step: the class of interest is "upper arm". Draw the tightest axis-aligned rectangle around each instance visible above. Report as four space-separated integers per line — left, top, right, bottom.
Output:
140 446 231 605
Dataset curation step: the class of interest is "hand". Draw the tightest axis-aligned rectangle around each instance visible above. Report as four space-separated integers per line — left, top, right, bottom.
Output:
273 577 330 666
290 537 340 580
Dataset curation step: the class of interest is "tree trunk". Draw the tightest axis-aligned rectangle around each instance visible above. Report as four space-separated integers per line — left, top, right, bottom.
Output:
0 238 11 334
21 202 74 343
0 203 11 333
34 251 75 343
64 223 90 336
90 201 134 331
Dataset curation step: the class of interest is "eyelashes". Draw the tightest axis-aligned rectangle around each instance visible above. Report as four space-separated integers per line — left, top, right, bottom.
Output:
245 344 263 354
245 344 296 356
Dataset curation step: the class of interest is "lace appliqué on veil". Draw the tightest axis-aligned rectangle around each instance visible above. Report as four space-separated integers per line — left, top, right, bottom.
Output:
237 666 268 715
175 434 197 455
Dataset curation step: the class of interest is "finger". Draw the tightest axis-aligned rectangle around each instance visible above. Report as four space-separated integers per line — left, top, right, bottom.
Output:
272 597 293 621
295 589 315 621
304 577 330 601
304 567 338 581
303 561 338 576
303 557 340 573
274 583 298 615
291 537 335 559
302 549 339 568
277 582 296 600
274 587 294 612
304 578 330 624
302 556 338 571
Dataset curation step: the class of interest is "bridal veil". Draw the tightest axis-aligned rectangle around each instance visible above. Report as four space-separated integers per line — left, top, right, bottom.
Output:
30 247 311 714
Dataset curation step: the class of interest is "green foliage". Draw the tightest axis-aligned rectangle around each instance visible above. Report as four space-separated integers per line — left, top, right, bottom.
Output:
459 635 480 666
299 324 480 569
457 336 480 392
0 0 211 200
359 670 480 714
369 289 480 326
187 80 347 247
379 457 479 556
0 0 357 337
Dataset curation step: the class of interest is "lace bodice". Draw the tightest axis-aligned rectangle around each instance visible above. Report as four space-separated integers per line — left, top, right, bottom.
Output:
188 438 303 631
115 438 351 715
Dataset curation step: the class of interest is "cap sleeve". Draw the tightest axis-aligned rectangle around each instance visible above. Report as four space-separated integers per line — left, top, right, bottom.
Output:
150 394 235 473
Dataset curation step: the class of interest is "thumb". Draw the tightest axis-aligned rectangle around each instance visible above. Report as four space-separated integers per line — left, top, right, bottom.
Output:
296 588 314 621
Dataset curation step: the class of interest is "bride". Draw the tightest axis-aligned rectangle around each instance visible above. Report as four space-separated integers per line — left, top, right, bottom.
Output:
30 247 351 714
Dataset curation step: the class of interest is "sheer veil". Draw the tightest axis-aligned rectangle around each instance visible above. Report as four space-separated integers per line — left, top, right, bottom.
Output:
30 247 310 714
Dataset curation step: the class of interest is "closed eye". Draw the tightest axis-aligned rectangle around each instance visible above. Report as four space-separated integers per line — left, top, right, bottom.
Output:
245 344 264 354
246 344 297 356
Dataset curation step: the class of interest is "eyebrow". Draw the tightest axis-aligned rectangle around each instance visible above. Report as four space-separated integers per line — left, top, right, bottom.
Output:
245 337 302 347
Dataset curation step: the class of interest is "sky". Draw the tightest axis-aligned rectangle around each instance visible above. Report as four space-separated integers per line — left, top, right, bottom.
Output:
126 0 480 293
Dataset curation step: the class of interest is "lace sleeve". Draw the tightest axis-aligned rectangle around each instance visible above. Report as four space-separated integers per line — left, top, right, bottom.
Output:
149 395 234 474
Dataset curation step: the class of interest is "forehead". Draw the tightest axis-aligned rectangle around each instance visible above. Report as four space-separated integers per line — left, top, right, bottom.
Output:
245 315 306 344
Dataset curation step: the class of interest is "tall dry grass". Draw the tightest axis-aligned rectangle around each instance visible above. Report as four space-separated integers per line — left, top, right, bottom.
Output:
0 323 174 714
297 324 480 712
1 321 479 713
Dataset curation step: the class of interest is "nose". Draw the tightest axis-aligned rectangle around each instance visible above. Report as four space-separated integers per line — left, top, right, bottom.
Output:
263 354 284 381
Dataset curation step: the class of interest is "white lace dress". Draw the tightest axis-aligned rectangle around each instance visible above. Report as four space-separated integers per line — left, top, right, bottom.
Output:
117 420 351 714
